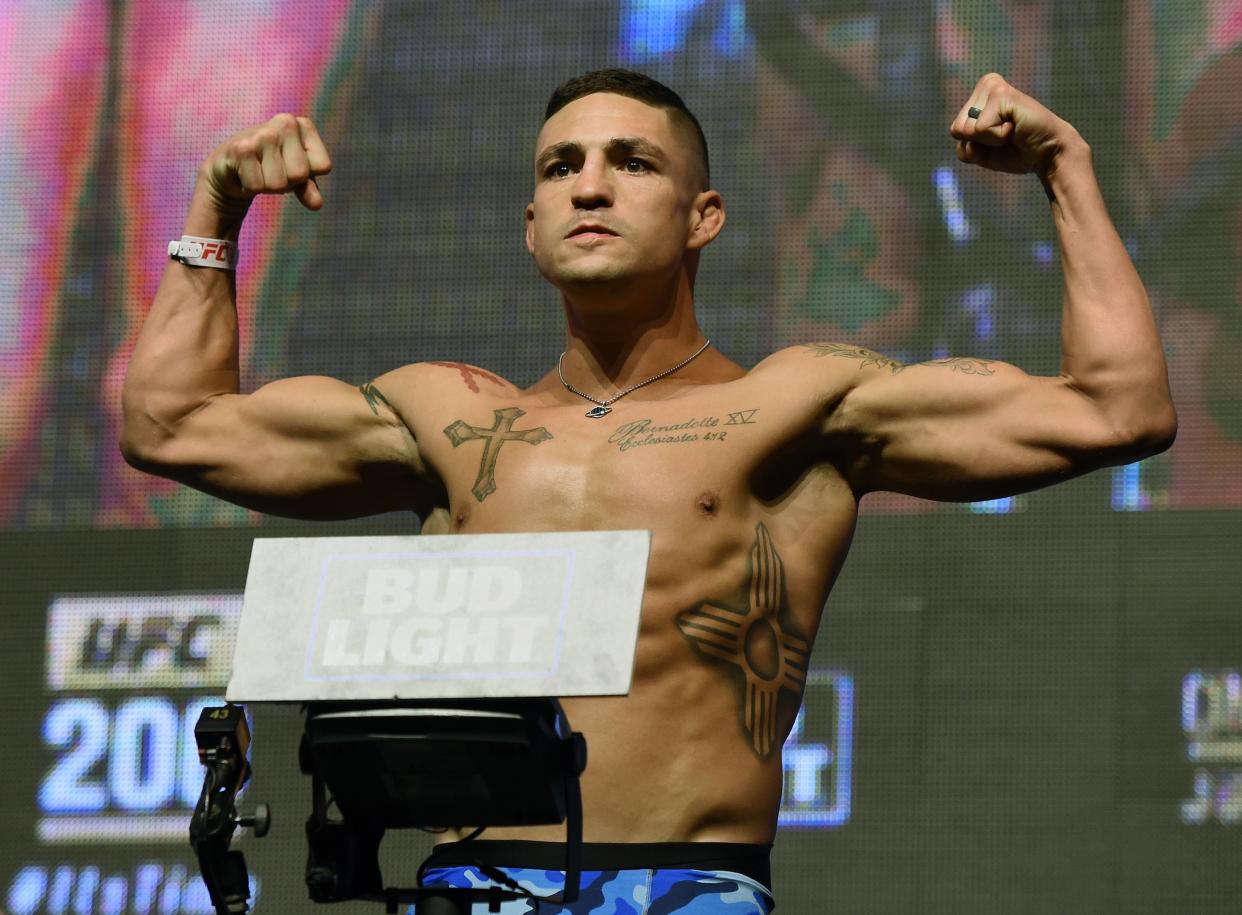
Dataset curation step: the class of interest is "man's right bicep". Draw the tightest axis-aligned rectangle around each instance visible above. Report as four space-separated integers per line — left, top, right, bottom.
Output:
125 373 436 518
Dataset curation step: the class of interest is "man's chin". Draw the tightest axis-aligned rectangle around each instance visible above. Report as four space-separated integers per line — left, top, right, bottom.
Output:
546 261 637 291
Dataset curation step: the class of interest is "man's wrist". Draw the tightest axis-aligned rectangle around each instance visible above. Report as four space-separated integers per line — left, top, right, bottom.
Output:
184 176 249 240
169 235 237 270
1039 132 1092 202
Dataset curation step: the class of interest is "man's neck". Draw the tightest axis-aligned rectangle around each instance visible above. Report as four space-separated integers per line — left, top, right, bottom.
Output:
557 275 709 396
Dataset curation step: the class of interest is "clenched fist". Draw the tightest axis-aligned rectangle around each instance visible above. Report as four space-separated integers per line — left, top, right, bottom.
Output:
197 113 332 223
950 73 1082 178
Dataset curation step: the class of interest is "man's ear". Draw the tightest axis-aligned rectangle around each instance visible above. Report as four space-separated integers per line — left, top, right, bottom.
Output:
525 202 536 255
686 189 725 251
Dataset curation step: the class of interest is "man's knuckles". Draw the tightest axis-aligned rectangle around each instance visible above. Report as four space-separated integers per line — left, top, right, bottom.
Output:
229 136 260 161
268 112 299 131
977 72 1010 91
971 123 1013 147
225 143 301 193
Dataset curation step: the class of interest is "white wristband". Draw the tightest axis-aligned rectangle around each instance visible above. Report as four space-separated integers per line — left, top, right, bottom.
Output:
168 235 237 270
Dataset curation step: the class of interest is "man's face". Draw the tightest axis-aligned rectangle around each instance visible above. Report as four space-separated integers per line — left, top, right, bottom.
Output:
525 92 717 293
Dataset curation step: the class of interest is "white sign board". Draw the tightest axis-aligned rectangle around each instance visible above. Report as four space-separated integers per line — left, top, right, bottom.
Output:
226 530 650 702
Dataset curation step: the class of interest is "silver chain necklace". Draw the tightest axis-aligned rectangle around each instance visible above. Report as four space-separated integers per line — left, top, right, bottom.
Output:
558 340 712 418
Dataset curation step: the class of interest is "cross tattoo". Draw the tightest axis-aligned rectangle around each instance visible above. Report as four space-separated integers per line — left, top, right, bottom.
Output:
444 407 553 502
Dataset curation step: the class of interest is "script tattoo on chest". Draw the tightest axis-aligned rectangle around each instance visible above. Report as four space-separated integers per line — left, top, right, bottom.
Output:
676 522 810 758
608 410 759 453
443 407 552 502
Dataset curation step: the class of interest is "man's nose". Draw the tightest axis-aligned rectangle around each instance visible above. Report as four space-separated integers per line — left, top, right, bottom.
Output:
570 154 613 209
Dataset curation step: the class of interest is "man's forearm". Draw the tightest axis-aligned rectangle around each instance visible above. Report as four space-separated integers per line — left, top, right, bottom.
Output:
120 183 247 461
1046 137 1176 444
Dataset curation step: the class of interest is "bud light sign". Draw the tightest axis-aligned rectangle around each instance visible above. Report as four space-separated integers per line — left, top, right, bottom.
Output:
304 553 572 681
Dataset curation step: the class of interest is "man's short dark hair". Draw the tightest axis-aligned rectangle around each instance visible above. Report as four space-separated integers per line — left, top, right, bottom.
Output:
544 68 710 189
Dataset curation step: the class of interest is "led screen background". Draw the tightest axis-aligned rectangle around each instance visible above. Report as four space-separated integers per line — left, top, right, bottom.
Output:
2 1 1240 913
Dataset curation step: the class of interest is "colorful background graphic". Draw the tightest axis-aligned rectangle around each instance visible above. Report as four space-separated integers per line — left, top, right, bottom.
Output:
2 2 1240 913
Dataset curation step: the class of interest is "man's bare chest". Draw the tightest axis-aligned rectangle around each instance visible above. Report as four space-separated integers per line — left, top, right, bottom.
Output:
417 392 790 532
397 365 860 771
406 378 860 725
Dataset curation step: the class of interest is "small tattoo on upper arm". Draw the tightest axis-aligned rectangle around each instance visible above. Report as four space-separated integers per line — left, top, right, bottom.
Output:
359 382 394 415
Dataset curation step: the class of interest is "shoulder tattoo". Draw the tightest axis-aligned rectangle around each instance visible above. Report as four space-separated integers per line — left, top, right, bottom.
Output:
801 342 906 374
801 343 995 377
429 361 509 394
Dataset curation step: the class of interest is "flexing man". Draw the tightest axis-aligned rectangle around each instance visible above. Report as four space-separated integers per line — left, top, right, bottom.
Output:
122 70 1175 912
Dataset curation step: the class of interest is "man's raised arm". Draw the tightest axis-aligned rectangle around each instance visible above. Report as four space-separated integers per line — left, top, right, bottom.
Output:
816 74 1176 501
121 115 438 519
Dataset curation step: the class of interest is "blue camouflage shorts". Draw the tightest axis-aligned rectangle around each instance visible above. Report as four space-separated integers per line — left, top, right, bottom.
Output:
418 840 775 914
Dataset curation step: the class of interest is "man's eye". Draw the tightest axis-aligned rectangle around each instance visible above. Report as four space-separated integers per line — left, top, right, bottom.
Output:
547 163 572 178
623 158 649 173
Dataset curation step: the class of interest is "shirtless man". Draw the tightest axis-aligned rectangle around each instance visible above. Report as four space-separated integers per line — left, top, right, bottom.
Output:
121 69 1176 912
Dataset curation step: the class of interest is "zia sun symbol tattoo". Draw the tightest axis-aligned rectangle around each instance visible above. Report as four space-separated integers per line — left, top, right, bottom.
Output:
676 522 810 758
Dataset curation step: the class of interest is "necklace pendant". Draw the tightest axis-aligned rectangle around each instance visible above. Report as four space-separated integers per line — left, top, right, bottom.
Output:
585 405 612 418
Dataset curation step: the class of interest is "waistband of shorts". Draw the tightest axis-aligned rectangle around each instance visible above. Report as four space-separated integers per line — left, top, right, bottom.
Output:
424 839 772 889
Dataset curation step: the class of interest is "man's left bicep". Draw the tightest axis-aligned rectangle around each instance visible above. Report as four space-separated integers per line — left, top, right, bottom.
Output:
825 360 1131 500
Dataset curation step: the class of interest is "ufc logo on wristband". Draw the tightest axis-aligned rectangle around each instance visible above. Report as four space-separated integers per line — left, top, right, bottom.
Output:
168 235 237 270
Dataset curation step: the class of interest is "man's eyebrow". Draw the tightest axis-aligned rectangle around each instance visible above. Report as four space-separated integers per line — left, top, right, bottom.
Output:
605 136 665 160
535 136 667 173
536 141 583 173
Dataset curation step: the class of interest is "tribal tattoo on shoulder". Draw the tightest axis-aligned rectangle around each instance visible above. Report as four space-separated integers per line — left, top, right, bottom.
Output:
801 342 995 376
443 407 552 502
676 522 810 758
916 356 996 375
802 342 905 373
